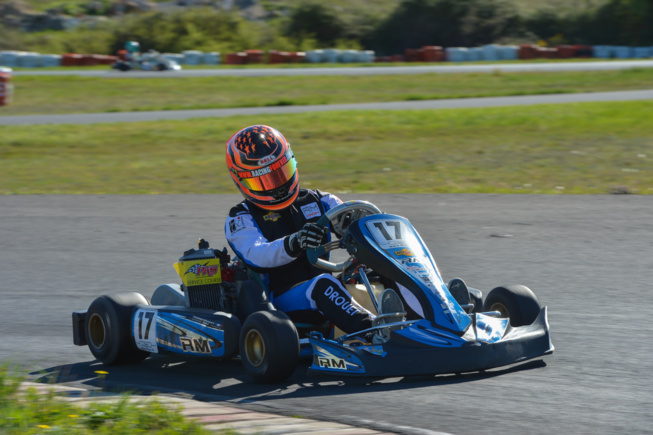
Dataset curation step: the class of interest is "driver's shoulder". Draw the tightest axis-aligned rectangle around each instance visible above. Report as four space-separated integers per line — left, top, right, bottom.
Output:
228 201 250 218
300 188 339 203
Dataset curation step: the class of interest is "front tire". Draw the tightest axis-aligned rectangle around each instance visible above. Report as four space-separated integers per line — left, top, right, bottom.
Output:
483 285 541 327
239 311 299 383
86 292 150 365
469 288 483 313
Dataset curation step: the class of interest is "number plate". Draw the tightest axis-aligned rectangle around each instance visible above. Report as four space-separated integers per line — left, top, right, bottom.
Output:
133 308 158 353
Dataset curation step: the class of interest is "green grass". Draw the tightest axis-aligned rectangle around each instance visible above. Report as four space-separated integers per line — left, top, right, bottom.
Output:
0 366 216 435
1 100 652 195
3 68 653 116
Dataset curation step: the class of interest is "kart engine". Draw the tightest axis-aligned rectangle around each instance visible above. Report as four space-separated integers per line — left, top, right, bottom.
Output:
174 239 247 313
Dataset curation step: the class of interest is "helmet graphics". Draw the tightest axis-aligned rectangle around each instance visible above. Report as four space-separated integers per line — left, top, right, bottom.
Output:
226 125 299 210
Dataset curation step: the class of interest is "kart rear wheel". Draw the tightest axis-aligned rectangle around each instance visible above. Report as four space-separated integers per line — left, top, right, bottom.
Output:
483 285 541 327
86 292 150 365
239 311 299 383
115 62 131 71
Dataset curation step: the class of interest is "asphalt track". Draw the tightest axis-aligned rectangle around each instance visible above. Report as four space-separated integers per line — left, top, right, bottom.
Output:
2 89 653 125
3 59 653 125
2 62 653 434
2 194 652 435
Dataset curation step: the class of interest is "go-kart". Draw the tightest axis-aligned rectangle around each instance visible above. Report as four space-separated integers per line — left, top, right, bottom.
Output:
111 50 182 72
72 200 553 383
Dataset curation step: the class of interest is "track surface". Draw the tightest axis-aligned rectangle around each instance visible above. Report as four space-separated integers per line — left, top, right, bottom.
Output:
2 194 652 435
2 90 652 125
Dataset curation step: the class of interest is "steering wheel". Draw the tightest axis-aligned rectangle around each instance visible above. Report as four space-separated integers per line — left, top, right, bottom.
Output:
306 200 382 272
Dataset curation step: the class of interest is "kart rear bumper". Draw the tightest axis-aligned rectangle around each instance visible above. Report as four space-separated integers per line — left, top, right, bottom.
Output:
308 307 553 377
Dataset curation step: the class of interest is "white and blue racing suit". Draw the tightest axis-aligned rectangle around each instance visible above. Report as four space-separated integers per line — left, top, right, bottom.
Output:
225 188 374 333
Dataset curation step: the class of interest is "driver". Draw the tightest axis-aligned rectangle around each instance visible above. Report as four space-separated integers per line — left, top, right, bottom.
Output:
224 125 375 333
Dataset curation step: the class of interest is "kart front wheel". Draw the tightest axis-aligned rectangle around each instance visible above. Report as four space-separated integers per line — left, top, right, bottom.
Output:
239 311 299 383
483 285 541 327
86 292 150 365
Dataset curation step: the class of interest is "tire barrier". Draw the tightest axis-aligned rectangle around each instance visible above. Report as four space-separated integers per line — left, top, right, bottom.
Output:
1 45 651 68
225 52 247 65
0 67 13 106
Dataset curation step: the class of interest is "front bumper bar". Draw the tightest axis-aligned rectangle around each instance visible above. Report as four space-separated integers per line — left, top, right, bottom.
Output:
308 307 553 377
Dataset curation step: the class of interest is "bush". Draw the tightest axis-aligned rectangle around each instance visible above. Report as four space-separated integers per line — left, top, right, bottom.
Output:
283 2 346 46
5 0 652 56
525 0 653 45
363 0 522 55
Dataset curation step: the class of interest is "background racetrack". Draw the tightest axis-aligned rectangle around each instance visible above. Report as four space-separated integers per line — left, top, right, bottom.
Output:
2 194 652 434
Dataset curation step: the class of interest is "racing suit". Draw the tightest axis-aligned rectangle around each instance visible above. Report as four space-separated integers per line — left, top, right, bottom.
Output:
225 188 374 333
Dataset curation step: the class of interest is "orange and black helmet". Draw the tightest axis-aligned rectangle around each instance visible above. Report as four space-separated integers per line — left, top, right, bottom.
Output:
226 125 299 210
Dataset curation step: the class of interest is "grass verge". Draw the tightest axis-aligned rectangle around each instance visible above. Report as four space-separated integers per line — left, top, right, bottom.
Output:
1 100 651 195
2 67 653 115
0 365 216 435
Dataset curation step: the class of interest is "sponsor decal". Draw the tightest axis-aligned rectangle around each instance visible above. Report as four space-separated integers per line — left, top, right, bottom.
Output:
228 216 246 234
311 343 364 373
400 257 419 264
237 155 289 179
395 248 414 257
313 346 349 371
417 275 436 289
268 154 289 172
264 212 281 222
324 286 359 316
180 337 211 354
183 314 223 331
406 264 426 273
174 258 222 286
258 155 276 166
250 166 271 177
317 356 347 369
301 203 321 220
185 262 219 278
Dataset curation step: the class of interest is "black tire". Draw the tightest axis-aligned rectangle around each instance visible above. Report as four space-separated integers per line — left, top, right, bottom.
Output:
483 285 541 327
235 280 274 324
86 292 150 365
239 310 299 383
115 62 130 71
469 288 483 313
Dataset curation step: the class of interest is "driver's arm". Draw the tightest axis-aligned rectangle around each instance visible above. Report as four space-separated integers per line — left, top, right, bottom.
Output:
225 209 295 272
319 191 343 217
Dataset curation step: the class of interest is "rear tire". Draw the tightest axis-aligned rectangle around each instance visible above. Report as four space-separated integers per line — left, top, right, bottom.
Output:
239 311 299 383
86 292 150 365
483 285 541 327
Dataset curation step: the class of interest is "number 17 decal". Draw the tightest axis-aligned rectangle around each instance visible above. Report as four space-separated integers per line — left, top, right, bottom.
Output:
133 308 158 353
372 221 402 241
367 219 407 248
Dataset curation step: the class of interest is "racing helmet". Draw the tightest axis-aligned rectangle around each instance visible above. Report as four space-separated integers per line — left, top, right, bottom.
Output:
226 125 299 210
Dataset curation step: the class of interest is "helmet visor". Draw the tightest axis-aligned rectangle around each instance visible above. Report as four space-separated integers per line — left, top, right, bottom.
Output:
237 154 297 193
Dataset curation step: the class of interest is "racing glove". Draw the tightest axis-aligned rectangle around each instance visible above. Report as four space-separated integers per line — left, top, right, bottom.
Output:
285 222 327 257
